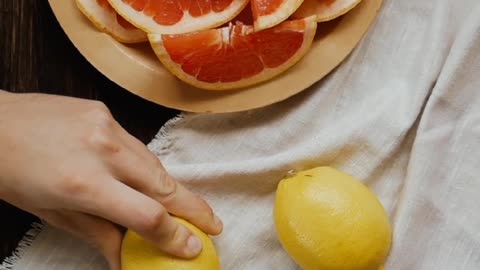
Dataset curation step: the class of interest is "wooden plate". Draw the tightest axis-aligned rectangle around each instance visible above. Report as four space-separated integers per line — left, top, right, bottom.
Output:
48 0 382 113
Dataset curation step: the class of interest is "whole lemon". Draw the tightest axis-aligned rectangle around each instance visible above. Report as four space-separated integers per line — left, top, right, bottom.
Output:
121 217 221 270
274 167 392 270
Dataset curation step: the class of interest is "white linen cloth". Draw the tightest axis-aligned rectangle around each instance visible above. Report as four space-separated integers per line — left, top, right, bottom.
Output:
2 0 480 269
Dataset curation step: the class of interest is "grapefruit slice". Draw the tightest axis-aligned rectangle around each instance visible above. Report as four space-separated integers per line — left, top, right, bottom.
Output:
293 0 363 22
75 0 147 43
251 0 306 31
230 2 254 25
148 16 317 91
107 0 250 34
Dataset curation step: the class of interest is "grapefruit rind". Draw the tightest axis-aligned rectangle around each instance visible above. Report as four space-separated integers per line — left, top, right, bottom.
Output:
107 0 250 34
148 16 318 91
75 0 147 43
293 0 363 22
253 0 306 31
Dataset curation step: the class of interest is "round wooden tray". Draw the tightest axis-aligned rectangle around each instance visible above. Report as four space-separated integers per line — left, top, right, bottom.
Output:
49 0 382 113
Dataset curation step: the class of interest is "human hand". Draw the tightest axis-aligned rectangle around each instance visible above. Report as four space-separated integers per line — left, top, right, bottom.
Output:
0 91 222 270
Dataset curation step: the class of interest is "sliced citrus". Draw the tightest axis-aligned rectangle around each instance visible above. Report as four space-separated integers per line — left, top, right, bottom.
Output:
148 16 317 91
75 0 147 43
251 0 306 31
230 2 254 25
293 0 363 22
107 0 250 34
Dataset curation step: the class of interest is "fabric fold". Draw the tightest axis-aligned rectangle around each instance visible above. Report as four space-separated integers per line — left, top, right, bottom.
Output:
3 0 480 269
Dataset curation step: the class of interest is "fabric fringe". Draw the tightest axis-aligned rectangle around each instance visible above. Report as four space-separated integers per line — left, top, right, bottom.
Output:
0 114 187 270
155 113 187 139
0 112 191 270
0 222 44 270
0 113 188 270
147 113 188 155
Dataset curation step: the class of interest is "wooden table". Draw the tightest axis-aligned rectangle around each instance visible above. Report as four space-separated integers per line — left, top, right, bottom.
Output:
0 0 177 261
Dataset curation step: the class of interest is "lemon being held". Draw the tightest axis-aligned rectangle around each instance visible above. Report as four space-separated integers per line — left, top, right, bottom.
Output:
121 217 221 270
274 167 392 270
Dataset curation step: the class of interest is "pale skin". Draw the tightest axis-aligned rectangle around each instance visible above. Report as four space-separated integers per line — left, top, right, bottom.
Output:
0 90 223 270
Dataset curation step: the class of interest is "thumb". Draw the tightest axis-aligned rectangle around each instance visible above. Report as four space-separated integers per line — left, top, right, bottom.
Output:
36 209 123 270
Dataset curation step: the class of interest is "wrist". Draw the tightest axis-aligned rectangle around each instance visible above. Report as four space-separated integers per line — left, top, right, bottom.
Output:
0 90 14 199
0 90 15 101
0 91 25 111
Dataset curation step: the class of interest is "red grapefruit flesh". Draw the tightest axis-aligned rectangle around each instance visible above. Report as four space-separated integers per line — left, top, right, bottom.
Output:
251 0 306 31
76 0 147 43
107 0 250 34
149 16 317 90
293 0 363 22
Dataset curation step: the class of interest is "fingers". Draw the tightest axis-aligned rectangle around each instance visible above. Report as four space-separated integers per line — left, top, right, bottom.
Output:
80 179 204 259
109 125 223 236
35 210 122 270
160 180 223 235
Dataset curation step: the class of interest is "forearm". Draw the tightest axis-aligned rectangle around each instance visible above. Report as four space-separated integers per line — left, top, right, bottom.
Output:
0 91 7 199
0 90 21 199
0 89 15 103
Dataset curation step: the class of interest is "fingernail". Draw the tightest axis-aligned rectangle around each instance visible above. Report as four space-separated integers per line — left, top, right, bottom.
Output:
214 215 223 228
186 235 203 255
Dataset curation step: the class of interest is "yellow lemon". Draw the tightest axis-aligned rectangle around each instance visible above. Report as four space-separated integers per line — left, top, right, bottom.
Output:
274 166 392 270
121 217 221 270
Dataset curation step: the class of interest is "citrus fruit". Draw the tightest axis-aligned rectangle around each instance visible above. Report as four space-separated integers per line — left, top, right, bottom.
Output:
75 0 147 43
251 0 306 31
293 0 363 22
121 217 221 270
229 2 254 25
148 16 317 90
274 167 392 270
107 0 250 34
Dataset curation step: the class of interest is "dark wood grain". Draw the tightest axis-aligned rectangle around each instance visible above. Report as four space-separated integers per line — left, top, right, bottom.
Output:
0 0 177 261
